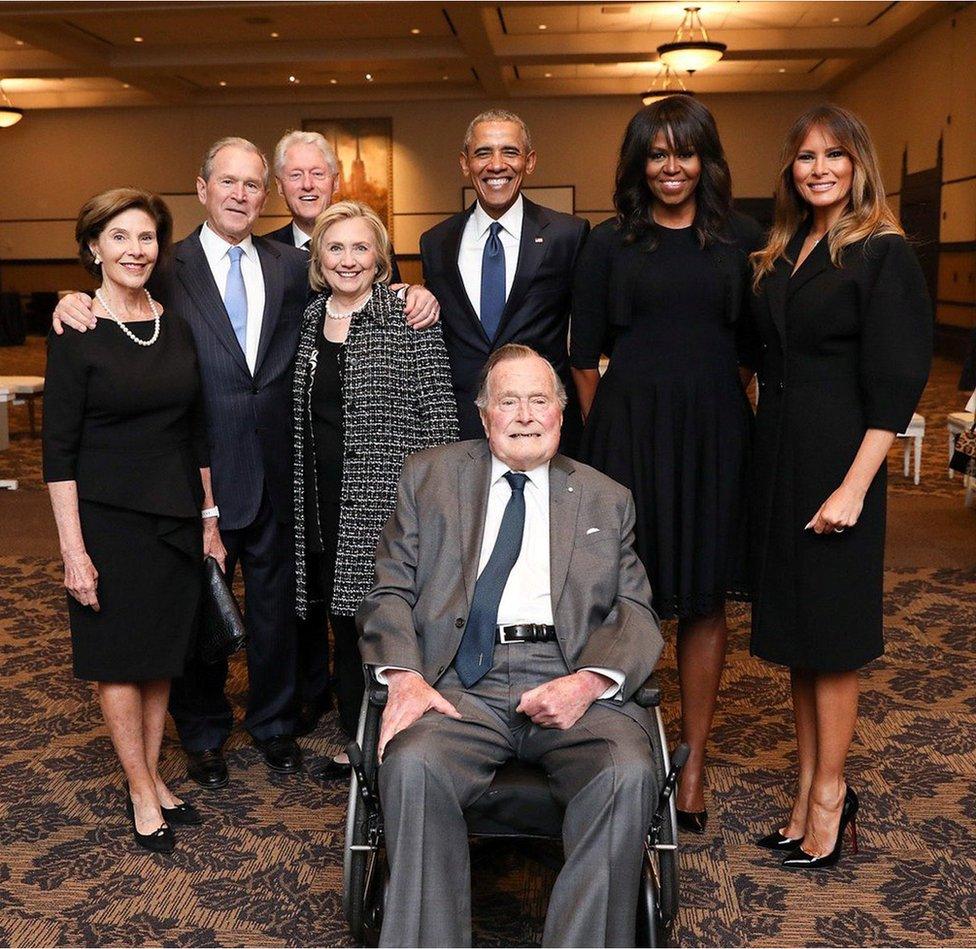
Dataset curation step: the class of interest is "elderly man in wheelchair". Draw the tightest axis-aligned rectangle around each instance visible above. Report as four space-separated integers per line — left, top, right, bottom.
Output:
346 346 683 947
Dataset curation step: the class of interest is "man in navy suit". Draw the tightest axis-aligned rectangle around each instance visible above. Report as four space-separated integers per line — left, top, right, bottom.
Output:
420 110 589 454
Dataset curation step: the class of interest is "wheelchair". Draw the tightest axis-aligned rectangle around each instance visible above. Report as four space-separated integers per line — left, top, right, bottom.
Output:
343 669 685 948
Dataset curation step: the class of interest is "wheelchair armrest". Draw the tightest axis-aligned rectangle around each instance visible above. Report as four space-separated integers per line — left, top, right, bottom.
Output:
365 666 389 708
633 674 661 708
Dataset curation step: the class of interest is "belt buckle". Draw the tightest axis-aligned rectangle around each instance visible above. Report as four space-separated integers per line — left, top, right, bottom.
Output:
497 625 520 644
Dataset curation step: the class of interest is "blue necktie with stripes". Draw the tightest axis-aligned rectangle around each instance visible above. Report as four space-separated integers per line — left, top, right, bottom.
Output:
479 221 506 340
225 245 248 354
455 471 528 688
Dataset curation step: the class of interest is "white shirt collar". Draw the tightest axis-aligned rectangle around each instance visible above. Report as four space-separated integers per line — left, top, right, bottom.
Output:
291 221 311 249
200 220 257 262
473 194 523 242
489 451 549 492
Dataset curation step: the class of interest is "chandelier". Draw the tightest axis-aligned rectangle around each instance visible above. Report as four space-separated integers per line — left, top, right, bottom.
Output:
640 64 695 105
657 6 726 74
0 81 23 127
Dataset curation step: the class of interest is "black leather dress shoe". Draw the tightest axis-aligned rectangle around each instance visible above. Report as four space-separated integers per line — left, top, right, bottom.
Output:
255 735 303 774
186 748 229 789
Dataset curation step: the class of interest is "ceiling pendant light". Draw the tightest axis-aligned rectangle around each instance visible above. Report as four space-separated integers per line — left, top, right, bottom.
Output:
0 81 24 127
640 64 694 105
657 6 726 74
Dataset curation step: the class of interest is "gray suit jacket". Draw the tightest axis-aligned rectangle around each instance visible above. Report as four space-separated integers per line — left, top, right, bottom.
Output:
358 440 663 733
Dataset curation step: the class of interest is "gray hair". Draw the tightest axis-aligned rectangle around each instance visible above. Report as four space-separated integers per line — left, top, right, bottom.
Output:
475 344 567 411
462 109 533 154
199 136 270 188
273 129 339 177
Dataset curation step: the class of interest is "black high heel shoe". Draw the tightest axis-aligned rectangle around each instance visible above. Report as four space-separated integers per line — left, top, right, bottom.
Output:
161 799 203 826
756 829 804 850
782 786 858 870
125 787 175 854
676 809 708 834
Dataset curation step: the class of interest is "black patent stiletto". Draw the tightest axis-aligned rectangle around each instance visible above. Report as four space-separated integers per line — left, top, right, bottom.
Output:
782 786 858 870
756 828 804 850
676 809 708 834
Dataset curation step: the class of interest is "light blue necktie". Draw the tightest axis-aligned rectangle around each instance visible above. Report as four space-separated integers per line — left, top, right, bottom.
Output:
225 245 248 353
455 471 528 688
480 221 506 340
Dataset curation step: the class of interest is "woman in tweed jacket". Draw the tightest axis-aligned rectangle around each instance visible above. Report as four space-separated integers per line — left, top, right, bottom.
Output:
292 201 458 759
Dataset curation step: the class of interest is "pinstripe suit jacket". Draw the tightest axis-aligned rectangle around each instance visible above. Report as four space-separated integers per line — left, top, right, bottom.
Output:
151 226 310 530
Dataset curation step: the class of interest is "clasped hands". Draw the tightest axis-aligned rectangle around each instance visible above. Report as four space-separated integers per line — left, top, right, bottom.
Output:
378 667 612 761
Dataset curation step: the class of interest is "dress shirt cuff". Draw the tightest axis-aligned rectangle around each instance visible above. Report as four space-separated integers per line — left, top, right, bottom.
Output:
373 665 424 685
580 667 624 701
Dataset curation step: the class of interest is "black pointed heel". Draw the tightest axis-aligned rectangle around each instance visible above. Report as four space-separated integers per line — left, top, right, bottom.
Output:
125 787 175 853
676 809 708 834
782 786 858 870
756 829 804 850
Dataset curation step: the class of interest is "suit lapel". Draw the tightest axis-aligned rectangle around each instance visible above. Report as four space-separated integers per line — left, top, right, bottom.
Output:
495 198 550 345
458 443 492 607
548 454 580 613
175 229 250 376
443 204 489 346
254 236 283 378
786 231 831 301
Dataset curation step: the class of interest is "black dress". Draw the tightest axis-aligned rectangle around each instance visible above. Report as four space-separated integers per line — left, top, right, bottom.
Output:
750 231 932 670
572 217 761 620
43 314 207 682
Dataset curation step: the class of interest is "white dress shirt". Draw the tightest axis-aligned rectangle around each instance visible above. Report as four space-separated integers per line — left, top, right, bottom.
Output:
291 221 311 250
199 221 266 374
458 196 523 320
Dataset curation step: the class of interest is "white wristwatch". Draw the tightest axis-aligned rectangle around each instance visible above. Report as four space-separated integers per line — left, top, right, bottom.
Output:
201 506 219 519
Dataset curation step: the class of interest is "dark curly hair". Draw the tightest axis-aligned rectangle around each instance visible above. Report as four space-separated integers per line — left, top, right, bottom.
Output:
76 188 173 278
614 96 733 248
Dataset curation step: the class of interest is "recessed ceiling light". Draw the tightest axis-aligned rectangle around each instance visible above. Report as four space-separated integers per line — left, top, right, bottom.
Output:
14 40 25 46
133 36 143 42
365 72 373 81
410 27 420 34
544 72 552 78
289 75 298 83
123 83 130 89
831 17 840 23
270 31 279 38
442 74 449 80
538 24 547 30
219 80 227 86
330 78 338 84
778 68 786 73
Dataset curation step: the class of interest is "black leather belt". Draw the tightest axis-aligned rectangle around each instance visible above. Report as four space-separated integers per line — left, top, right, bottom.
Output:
495 624 556 644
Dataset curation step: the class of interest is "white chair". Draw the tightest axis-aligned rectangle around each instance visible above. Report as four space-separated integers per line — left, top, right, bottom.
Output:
896 412 925 485
0 375 44 438
0 388 16 490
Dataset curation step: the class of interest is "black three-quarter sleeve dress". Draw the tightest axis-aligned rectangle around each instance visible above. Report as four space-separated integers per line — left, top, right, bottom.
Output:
43 313 208 682
749 230 933 671
572 214 762 620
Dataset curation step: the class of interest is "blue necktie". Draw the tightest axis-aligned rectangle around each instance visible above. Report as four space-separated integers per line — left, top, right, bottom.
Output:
225 245 248 353
455 471 528 688
479 221 506 340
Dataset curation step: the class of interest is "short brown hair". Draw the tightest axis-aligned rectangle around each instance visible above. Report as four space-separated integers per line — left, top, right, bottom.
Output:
475 343 567 411
75 188 173 277
308 200 393 292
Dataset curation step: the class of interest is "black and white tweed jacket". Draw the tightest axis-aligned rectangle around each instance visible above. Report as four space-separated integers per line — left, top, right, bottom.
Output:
293 283 459 618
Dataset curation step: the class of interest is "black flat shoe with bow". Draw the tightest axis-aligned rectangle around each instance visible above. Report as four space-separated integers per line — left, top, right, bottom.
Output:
125 789 175 854
161 799 203 825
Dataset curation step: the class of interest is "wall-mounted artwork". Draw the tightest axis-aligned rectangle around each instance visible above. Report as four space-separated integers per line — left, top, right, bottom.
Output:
303 117 393 237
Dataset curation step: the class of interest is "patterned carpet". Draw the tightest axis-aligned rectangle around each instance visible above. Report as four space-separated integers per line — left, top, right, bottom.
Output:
1 338 974 947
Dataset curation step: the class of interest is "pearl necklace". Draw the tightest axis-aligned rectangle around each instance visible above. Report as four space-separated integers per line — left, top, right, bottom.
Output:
95 288 160 346
325 292 370 321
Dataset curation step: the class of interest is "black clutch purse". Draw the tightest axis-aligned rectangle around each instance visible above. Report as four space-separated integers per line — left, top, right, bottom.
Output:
198 555 247 664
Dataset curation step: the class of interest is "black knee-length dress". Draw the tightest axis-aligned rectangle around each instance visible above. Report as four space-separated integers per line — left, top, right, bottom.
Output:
43 313 208 682
571 215 762 620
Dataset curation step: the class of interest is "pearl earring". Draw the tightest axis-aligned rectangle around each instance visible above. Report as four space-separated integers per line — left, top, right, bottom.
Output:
94 256 102 265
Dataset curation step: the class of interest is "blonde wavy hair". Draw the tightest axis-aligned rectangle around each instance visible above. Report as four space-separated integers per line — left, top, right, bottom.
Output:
751 104 902 290
308 200 393 292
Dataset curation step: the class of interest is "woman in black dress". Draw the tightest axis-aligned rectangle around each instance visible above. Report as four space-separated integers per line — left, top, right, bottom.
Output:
44 189 225 853
292 200 458 773
750 105 931 868
572 98 762 830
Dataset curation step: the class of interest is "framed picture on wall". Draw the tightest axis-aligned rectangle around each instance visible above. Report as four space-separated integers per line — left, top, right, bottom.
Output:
302 117 393 237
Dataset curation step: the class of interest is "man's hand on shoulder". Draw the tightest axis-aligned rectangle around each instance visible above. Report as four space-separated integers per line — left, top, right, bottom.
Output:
378 669 461 761
391 283 440 330
517 670 612 730
52 292 96 335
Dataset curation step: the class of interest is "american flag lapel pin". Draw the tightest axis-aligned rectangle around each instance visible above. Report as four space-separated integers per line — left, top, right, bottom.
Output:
534 237 544 243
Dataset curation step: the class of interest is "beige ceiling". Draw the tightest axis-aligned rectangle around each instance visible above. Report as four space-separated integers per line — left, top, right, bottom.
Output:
0 1 957 110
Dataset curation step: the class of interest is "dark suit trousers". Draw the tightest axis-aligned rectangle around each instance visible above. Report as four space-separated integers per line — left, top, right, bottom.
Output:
378 643 657 947
170 486 297 749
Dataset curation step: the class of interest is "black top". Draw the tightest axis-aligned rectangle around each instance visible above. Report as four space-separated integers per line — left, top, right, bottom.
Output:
572 216 762 619
43 312 208 518
307 333 344 554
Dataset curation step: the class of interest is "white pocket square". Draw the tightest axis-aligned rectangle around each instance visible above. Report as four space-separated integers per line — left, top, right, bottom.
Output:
586 527 601 535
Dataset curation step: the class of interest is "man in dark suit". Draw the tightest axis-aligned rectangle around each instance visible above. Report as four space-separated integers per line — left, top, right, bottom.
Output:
264 129 402 284
359 344 663 946
53 137 310 784
420 110 589 454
